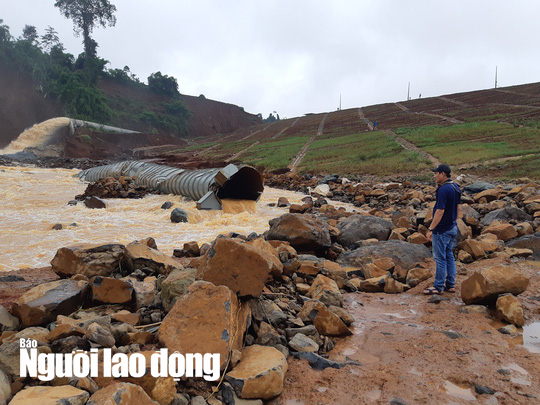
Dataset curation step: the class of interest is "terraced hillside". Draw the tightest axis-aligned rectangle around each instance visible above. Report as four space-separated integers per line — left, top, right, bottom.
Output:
147 82 540 179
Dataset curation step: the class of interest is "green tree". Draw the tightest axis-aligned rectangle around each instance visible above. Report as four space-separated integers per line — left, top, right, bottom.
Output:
0 19 10 41
54 0 117 58
147 71 180 97
41 26 62 52
22 25 39 45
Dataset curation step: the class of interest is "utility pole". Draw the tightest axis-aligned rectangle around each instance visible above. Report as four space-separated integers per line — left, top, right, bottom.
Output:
495 66 498 88
407 82 410 101
339 94 341 111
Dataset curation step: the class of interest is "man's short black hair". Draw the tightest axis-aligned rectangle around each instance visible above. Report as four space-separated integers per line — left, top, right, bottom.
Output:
430 164 451 176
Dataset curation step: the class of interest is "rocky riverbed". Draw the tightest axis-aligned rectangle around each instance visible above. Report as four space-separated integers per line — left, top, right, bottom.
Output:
1 171 539 404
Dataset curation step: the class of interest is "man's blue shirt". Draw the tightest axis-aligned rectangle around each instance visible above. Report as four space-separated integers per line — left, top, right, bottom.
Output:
432 180 461 234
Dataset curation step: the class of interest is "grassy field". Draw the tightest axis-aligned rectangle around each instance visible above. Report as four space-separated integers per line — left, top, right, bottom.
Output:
298 131 431 176
396 121 540 165
239 136 310 169
465 154 540 180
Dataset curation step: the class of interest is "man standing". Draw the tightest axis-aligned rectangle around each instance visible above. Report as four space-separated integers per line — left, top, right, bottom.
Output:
423 164 461 295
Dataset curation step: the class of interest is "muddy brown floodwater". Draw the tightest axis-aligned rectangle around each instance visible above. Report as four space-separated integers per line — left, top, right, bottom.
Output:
273 258 540 404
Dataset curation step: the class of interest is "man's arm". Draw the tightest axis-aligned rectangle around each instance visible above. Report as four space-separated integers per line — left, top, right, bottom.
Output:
427 208 445 241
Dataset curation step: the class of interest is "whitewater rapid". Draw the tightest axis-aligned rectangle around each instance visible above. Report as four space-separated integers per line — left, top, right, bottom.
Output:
0 166 356 272
0 117 71 154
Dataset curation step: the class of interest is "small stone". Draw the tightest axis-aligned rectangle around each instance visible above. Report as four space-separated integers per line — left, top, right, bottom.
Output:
498 324 518 337
84 196 107 209
288 333 319 352
475 385 495 395
428 296 449 304
52 223 63 230
161 201 174 209
441 331 462 339
85 322 115 347
170 208 188 223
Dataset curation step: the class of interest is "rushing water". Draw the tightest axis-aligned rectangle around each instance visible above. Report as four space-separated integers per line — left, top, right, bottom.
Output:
0 165 355 272
0 117 70 154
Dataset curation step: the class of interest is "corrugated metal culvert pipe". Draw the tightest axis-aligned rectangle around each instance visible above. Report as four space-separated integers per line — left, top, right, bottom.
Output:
76 161 264 210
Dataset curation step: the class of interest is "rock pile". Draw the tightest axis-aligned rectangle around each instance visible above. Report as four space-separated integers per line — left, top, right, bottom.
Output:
75 176 152 201
1 171 538 404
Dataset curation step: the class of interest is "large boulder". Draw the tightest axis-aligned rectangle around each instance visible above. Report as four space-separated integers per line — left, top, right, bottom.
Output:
87 382 158 405
506 233 540 259
51 244 125 278
225 345 287 400
160 268 197 312
158 281 250 370
464 181 495 194
461 265 529 305
196 237 274 297
480 207 532 226
9 386 89 405
267 214 331 253
338 240 431 271
122 242 180 275
11 280 89 327
337 215 393 247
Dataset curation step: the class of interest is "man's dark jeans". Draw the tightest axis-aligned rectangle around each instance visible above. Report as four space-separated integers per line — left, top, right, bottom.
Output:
433 225 458 291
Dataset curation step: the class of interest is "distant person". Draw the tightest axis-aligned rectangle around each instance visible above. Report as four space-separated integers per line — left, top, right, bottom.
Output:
423 164 461 295
372 121 377 131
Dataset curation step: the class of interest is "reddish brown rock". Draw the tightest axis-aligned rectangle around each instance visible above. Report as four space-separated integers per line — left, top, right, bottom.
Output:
406 267 432 287
226 345 288 400
51 244 125 278
46 323 85 343
461 265 530 305
307 274 343 307
407 232 429 244
496 294 525 327
474 189 500 203
183 241 200 256
267 213 331 252
87 382 158 405
121 331 155 346
197 237 274 297
458 239 486 260
481 223 518 241
9 386 89 405
247 238 284 277
298 300 352 336
11 280 89 327
384 277 408 294
111 310 139 326
158 281 250 370
90 276 133 304
123 242 180 275
121 276 156 309
93 351 175 405
359 275 387 292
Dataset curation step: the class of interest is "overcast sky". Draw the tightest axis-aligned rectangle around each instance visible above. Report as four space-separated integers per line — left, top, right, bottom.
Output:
1 1 539 118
